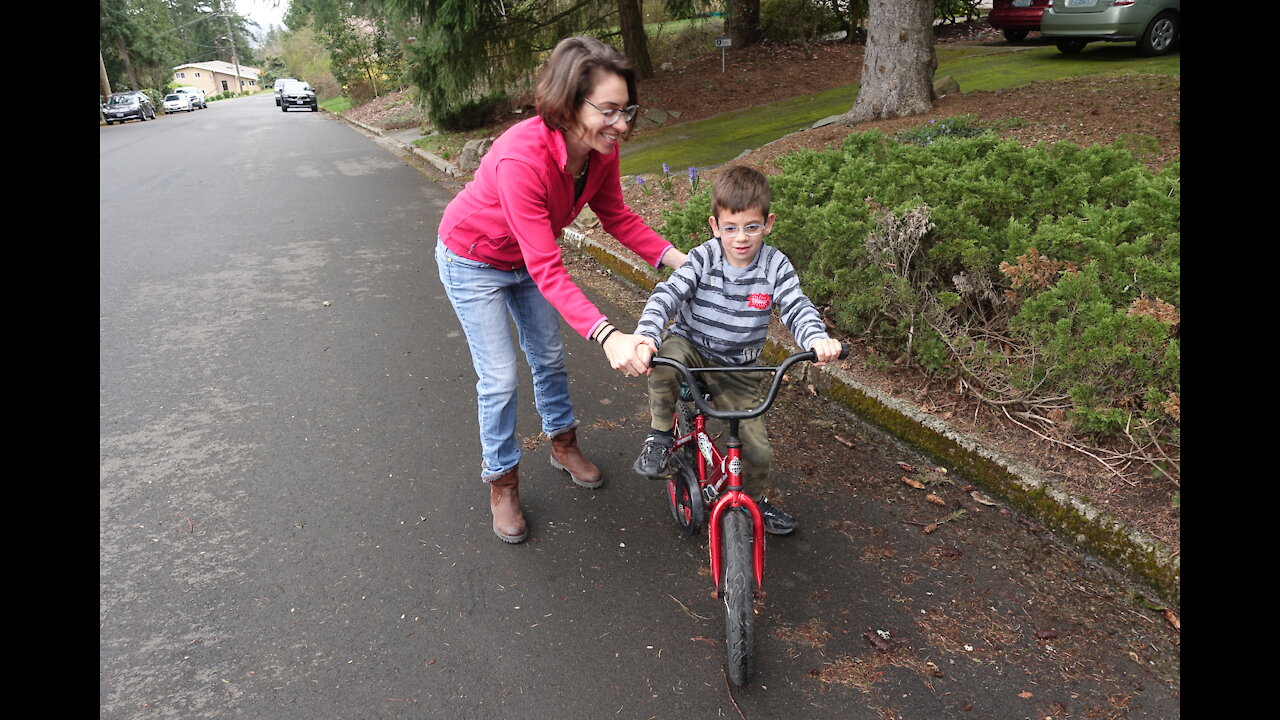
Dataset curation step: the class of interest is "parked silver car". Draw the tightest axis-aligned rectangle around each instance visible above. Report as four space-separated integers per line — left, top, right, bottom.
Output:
279 81 318 112
163 93 195 113
103 91 157 125
1040 0 1179 56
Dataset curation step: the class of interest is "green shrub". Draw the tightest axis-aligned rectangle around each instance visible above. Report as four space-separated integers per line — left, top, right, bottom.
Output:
660 127 1180 447
894 114 992 146
760 0 844 42
433 93 510 132
139 88 162 110
934 0 981 24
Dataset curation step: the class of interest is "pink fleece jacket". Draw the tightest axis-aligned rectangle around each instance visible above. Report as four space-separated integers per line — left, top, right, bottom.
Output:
439 116 674 339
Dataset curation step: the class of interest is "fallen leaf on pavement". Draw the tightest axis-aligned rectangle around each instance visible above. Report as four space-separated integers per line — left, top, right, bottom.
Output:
923 523 939 534
897 462 915 472
901 476 925 489
1018 691 1033 699
925 493 947 506
1163 609 1180 630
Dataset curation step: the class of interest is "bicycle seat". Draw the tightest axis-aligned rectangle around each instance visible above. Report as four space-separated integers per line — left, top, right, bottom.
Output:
679 379 714 403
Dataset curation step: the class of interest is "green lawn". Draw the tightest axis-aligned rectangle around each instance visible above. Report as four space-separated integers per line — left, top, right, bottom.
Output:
619 43 1179 177
320 96 354 114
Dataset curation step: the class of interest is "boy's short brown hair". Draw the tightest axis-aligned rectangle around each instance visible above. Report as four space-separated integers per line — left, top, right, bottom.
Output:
536 36 638 139
711 165 772 219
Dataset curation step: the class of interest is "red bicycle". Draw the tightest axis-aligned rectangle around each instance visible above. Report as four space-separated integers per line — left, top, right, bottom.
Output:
650 348 845 685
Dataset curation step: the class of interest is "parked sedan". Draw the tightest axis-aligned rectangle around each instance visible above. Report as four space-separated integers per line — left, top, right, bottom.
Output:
279 81 318 112
273 77 298 106
163 93 195 113
987 0 1050 43
102 91 157 125
1040 0 1179 56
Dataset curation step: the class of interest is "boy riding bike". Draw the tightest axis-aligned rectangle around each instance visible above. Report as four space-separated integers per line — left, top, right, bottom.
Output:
632 165 842 534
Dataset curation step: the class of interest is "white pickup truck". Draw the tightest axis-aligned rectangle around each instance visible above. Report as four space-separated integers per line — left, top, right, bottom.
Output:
173 86 207 109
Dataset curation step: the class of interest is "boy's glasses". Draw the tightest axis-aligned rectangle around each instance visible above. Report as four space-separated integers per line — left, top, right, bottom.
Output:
718 223 766 237
583 99 639 126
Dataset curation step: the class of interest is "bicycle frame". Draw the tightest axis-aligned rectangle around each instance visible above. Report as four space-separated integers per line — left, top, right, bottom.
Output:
651 349 846 687
670 401 767 598
655 351 835 599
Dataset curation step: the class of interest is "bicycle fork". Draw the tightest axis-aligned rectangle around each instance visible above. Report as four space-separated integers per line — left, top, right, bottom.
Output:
708 421 766 599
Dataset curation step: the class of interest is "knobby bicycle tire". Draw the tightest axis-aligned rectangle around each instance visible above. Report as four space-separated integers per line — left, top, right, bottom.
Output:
721 509 756 685
666 455 704 534
675 400 701 471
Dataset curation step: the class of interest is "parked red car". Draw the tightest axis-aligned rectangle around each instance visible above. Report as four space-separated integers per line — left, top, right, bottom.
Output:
987 0 1050 42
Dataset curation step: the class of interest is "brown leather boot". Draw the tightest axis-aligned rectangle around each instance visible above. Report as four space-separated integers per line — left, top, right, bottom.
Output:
489 467 527 543
549 427 603 488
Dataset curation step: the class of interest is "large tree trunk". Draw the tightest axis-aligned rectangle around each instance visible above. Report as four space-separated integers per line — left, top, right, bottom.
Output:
618 0 654 80
842 0 936 125
726 0 761 49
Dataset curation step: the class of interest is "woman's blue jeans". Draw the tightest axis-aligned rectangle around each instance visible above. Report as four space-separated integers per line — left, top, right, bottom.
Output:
435 240 577 482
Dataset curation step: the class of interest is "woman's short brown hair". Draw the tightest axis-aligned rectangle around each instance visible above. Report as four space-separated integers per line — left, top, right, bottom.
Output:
536 36 638 139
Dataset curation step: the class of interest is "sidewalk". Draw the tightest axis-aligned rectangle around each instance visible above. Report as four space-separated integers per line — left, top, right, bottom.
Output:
334 110 1180 609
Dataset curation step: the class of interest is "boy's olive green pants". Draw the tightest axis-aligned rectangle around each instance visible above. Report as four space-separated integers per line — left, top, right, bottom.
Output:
647 335 772 499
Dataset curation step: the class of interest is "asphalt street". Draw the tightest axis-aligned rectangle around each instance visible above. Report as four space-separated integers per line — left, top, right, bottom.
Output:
100 94 1179 719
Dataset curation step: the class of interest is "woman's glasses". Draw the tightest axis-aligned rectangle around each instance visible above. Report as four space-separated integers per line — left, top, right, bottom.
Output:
583 99 640 126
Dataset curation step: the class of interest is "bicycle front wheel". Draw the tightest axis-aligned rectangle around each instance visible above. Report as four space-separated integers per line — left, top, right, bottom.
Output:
721 508 756 685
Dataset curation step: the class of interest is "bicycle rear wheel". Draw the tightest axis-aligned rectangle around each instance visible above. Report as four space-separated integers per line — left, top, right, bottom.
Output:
665 455 704 534
674 399 701 469
721 509 756 685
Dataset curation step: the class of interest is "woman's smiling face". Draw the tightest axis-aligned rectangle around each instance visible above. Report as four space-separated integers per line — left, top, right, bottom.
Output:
570 71 632 156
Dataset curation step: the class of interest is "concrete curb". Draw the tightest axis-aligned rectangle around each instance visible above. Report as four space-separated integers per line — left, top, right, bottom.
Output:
360 122 1179 608
561 228 1179 609
337 113 463 177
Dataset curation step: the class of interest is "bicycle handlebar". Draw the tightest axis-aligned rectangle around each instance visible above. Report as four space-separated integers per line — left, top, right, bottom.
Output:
650 348 848 422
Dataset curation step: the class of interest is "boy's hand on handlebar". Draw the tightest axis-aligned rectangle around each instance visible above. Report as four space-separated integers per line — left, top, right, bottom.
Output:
810 338 843 366
635 336 657 372
604 331 656 377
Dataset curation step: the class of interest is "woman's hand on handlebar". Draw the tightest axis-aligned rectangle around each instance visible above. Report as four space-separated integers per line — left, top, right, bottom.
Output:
605 332 657 377
810 338 843 367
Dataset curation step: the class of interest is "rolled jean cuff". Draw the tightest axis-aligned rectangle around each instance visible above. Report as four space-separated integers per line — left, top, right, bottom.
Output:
547 420 580 439
482 464 518 484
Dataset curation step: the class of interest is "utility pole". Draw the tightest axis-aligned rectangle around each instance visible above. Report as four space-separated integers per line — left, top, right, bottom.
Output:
222 2 243 93
100 49 113 99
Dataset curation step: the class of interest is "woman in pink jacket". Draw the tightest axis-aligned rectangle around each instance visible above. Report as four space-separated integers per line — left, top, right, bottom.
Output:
436 36 688 544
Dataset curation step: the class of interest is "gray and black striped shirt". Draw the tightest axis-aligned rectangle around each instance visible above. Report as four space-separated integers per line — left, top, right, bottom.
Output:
635 238 829 366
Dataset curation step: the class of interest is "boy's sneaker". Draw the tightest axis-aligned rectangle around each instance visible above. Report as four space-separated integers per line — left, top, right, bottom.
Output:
633 433 674 478
757 497 797 535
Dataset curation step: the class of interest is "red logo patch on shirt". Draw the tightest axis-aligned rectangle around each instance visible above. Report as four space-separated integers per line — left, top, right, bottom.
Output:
748 292 772 309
